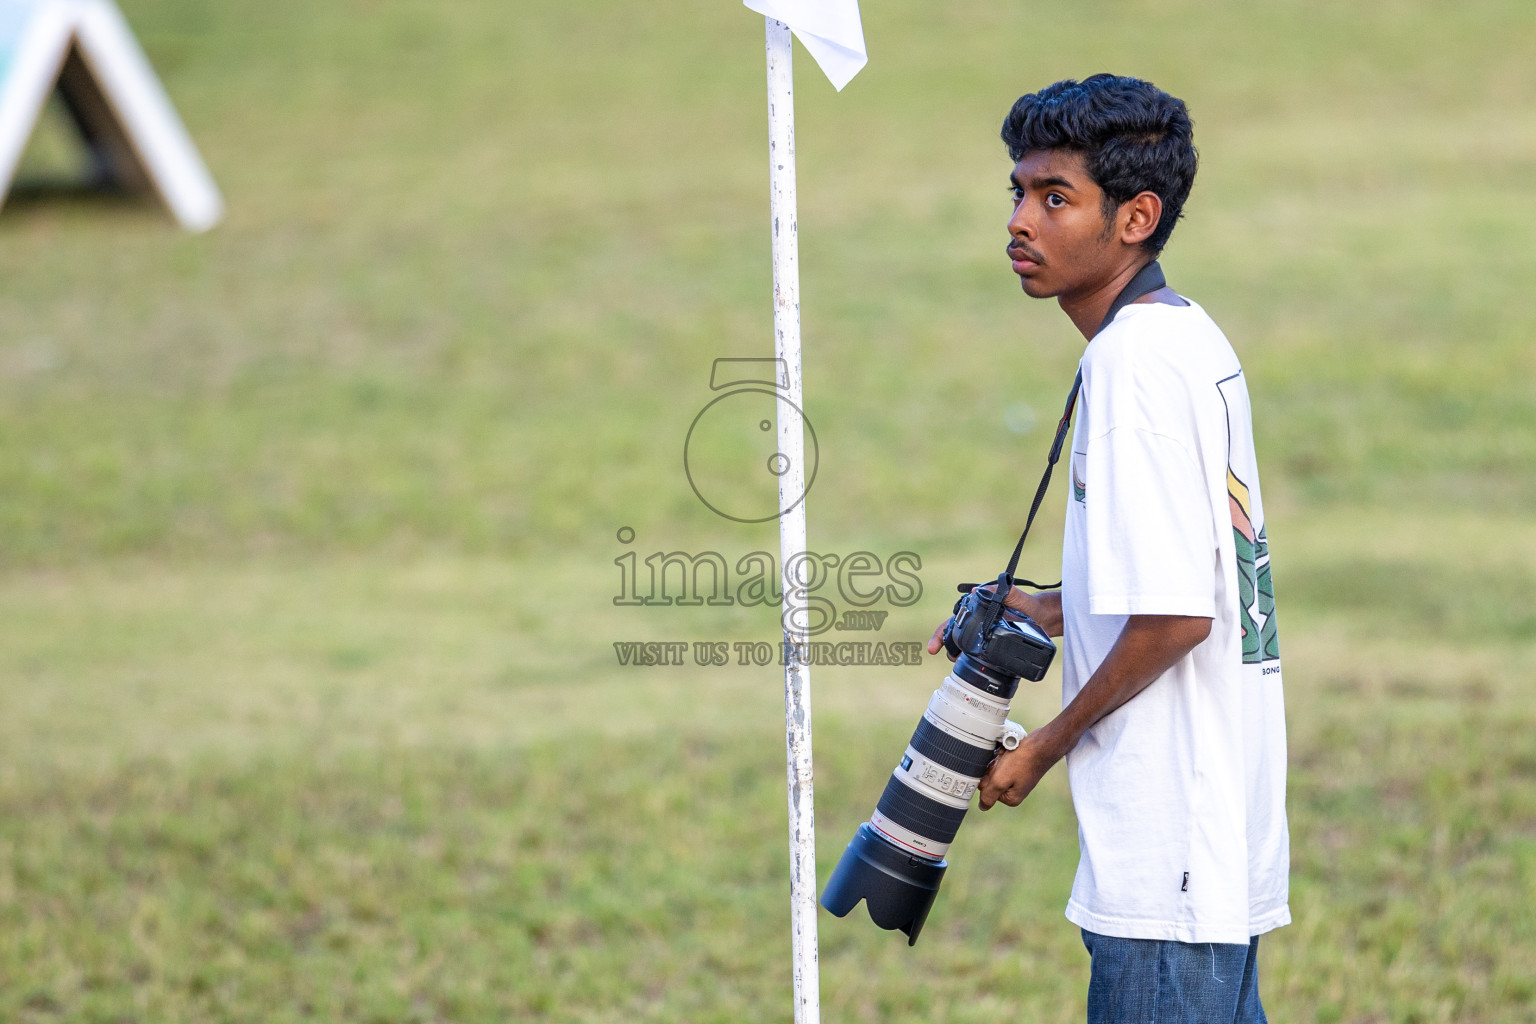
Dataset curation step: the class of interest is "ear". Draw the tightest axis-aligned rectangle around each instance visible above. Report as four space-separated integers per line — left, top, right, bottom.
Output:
1119 191 1163 247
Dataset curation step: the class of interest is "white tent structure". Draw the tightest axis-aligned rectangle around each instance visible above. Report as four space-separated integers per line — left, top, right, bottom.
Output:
0 0 222 230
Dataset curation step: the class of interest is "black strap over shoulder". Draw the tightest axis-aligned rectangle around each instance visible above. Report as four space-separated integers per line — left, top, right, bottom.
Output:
988 261 1167 598
1095 260 1168 339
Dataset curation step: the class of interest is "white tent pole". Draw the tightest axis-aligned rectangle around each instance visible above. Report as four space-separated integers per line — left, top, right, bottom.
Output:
764 17 820 1024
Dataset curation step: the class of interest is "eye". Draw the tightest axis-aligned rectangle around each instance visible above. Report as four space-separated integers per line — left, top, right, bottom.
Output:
1045 192 1067 208
1008 186 1025 203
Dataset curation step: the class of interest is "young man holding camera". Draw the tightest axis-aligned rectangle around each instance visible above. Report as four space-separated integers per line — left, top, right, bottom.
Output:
926 75 1289 1023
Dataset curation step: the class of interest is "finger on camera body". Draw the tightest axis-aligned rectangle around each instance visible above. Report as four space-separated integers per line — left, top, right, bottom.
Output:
1004 589 1036 613
926 621 948 656
928 620 957 661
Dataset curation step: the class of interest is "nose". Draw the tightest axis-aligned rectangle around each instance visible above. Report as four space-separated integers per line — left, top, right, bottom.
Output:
1008 196 1035 241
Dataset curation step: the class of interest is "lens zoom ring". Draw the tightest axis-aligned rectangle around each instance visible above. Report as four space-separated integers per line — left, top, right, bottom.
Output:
876 776 969 844
911 718 995 778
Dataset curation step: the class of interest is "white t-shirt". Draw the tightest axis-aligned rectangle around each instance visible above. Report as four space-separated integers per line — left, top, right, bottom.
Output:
1058 297 1290 945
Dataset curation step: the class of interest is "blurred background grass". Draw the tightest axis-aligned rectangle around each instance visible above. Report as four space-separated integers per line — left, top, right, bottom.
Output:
0 0 1533 1021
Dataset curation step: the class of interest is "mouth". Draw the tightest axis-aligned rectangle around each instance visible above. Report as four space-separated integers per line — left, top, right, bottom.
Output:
1007 245 1043 273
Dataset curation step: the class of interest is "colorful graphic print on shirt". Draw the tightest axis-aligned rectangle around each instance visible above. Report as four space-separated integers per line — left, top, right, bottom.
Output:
1219 372 1280 665
1228 466 1279 663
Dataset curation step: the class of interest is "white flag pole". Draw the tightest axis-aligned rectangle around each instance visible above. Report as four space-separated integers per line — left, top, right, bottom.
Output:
764 16 820 1024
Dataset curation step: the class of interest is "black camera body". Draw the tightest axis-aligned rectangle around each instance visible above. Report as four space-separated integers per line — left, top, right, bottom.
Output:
941 573 1056 686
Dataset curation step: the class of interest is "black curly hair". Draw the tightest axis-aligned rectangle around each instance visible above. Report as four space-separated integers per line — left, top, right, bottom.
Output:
1001 75 1198 253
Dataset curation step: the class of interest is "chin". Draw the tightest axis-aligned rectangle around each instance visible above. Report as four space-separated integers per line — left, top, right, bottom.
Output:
1018 275 1058 299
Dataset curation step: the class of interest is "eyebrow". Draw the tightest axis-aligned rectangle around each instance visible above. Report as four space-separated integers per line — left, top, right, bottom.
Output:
1009 172 1079 191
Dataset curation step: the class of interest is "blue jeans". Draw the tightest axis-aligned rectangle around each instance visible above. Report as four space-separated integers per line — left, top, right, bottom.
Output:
1081 929 1267 1024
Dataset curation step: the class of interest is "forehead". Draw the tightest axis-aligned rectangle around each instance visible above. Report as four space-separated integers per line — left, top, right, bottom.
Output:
1011 149 1094 188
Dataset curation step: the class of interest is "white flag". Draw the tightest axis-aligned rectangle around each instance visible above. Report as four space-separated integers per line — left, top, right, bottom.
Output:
743 0 867 91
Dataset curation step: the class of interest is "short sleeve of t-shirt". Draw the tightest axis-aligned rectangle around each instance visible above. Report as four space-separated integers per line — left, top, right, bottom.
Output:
1083 424 1217 618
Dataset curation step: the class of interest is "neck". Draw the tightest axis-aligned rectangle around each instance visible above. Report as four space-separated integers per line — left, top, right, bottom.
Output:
1059 256 1155 340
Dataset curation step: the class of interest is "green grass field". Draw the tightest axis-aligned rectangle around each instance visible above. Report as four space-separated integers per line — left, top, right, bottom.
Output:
2 0 1535 1020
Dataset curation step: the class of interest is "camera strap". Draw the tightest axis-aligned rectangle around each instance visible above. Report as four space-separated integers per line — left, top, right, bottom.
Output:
996 260 1167 595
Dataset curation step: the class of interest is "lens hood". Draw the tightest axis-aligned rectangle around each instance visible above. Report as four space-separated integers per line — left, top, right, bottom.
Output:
820 822 948 946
